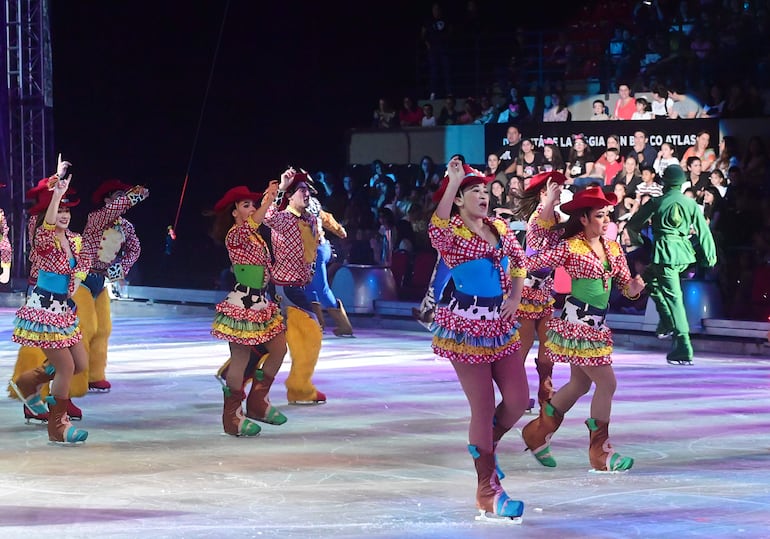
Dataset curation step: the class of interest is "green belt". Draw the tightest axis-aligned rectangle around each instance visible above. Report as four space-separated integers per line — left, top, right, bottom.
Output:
233 264 265 290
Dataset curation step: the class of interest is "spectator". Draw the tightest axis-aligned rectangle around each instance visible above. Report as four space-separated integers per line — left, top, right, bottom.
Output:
371 207 396 265
414 155 441 188
393 181 413 220
421 2 452 99
368 159 394 188
680 130 716 171
458 97 482 124
611 155 642 198
478 95 497 124
541 141 566 174
438 96 460 125
516 139 544 182
709 169 728 197
669 87 701 118
565 134 595 187
590 99 610 121
653 142 679 176
613 84 636 120
487 179 507 217
496 87 530 123
631 97 653 120
497 125 522 176
595 147 623 186
684 156 710 199
421 103 437 127
701 185 724 230
702 84 726 117
484 152 507 186
611 182 633 222
399 97 424 127
594 134 621 172
713 136 740 177
543 92 571 122
627 129 658 169
373 98 396 129
651 84 674 118
635 165 664 201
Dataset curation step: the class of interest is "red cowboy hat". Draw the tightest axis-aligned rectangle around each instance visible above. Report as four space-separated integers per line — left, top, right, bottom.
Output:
432 164 492 203
27 188 80 216
284 171 317 195
277 170 317 210
91 179 134 205
559 185 617 215
524 171 568 195
27 177 56 199
214 185 263 213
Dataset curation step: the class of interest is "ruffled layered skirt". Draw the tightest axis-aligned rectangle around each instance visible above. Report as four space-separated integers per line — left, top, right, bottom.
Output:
211 284 284 346
431 291 520 364
12 287 81 349
516 273 556 321
545 295 612 366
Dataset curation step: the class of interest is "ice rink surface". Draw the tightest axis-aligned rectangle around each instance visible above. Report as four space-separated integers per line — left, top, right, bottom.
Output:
1 306 769 538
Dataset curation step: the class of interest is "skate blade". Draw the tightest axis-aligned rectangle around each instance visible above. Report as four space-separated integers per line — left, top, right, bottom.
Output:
25 417 48 425
287 400 326 406
219 432 261 438
48 440 86 446
588 468 630 475
475 510 522 524
214 374 227 388
87 387 111 393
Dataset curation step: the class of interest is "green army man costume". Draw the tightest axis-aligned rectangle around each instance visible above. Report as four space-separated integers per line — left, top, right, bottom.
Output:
626 164 716 365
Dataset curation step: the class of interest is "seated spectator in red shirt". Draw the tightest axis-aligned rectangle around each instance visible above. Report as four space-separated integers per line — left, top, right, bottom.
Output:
594 147 623 186
613 84 636 120
399 97 424 127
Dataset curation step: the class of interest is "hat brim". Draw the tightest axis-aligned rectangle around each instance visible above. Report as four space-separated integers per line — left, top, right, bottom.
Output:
560 190 618 215
214 187 263 213
432 174 493 204
524 171 568 194
92 180 134 205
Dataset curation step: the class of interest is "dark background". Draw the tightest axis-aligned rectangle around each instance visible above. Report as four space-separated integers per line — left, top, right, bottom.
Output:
47 1 584 287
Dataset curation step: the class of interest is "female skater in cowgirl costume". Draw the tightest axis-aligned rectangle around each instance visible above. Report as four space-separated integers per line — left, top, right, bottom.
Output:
521 184 645 472
12 161 90 445
429 156 528 522
210 182 287 437
513 171 567 409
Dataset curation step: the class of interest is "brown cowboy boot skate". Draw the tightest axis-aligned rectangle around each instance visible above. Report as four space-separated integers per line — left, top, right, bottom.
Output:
586 418 634 472
521 400 563 467
246 370 287 425
47 396 88 444
222 387 261 437
468 445 524 522
10 363 55 416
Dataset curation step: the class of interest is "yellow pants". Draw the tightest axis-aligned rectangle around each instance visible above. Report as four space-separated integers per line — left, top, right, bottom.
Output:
284 306 323 402
76 287 113 383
